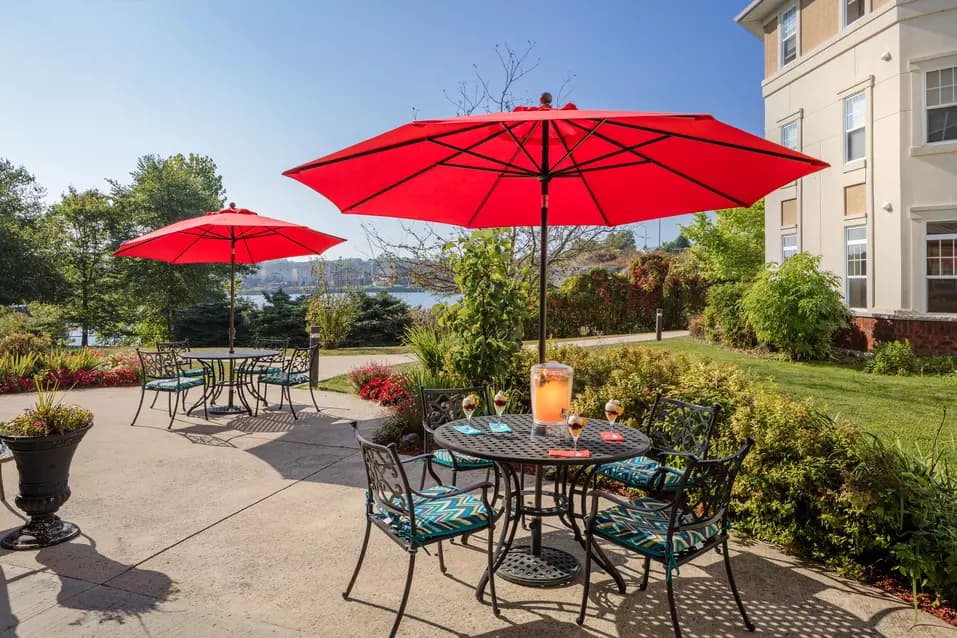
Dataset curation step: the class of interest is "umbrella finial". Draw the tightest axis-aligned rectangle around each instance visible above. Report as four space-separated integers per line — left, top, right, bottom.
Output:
540 92 553 107
229 202 236 209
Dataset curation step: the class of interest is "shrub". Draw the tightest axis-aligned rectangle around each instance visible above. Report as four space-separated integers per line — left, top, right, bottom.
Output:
347 362 395 393
342 292 412 347
742 253 850 360
0 332 51 356
866 340 918 375
403 323 452 377
0 352 41 377
373 365 462 445
358 375 414 409
0 308 33 339
687 314 706 339
248 289 309 346
701 282 756 348
305 291 358 349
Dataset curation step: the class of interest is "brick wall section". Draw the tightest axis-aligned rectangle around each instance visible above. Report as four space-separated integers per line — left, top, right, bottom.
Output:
840 314 957 355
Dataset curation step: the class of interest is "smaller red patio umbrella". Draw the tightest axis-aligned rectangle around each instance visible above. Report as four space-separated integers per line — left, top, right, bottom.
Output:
114 204 346 351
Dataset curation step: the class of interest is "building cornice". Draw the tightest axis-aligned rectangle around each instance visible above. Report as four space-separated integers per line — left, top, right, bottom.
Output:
735 0 784 38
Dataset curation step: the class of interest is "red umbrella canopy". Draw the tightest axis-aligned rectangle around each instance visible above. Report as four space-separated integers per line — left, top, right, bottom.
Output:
283 104 828 227
114 206 346 264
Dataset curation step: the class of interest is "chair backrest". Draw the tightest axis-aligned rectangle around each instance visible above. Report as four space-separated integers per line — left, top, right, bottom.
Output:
255 338 289 364
137 349 180 382
419 386 489 435
350 422 417 532
644 394 721 457
157 340 190 363
668 437 754 540
284 345 317 374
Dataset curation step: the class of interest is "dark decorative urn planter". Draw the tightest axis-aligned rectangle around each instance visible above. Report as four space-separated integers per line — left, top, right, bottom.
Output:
0 424 91 550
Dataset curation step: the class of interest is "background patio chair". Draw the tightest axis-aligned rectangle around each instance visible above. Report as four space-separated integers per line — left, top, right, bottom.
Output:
594 394 721 495
156 339 204 409
132 349 206 429
577 437 755 636
344 423 498 637
254 344 318 420
419 387 495 490
244 337 289 406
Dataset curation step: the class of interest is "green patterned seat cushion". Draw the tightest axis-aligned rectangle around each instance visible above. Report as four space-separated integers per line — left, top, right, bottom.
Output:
261 372 310 386
596 456 683 490
432 448 493 469
375 485 490 542
145 376 204 392
592 496 721 557
180 368 205 378
247 365 282 375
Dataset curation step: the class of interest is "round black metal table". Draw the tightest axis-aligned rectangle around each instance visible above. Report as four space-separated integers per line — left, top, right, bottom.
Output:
433 414 649 592
181 348 278 416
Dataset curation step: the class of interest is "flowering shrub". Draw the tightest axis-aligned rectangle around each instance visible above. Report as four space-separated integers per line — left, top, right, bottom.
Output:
348 362 395 393
0 348 140 394
358 375 414 410
0 379 94 437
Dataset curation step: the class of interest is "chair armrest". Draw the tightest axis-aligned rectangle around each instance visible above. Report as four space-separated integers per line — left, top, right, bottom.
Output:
399 453 434 465
411 481 493 501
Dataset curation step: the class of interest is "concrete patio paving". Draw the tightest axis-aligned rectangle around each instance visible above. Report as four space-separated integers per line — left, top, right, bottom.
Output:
0 385 949 637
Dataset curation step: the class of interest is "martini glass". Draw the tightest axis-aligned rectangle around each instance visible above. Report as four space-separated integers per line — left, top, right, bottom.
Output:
604 399 623 434
462 394 478 422
567 413 586 453
493 391 508 419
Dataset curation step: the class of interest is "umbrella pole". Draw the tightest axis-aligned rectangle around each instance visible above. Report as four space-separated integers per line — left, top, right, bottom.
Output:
538 183 548 365
229 235 236 354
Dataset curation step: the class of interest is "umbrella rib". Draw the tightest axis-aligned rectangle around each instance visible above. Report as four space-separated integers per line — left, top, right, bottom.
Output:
438 162 535 177
606 119 826 165
566 121 751 208
553 124 611 226
269 227 337 257
344 125 517 211
550 118 606 172
552 159 652 177
502 123 543 174
466 121 541 226
169 230 213 264
551 135 670 176
283 121 496 174
430 139 538 177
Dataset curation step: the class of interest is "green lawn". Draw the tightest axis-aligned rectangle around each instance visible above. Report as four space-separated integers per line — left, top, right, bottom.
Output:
639 338 957 458
320 345 411 356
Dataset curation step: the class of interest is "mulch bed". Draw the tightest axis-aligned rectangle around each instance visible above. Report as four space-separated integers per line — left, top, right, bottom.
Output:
866 574 957 626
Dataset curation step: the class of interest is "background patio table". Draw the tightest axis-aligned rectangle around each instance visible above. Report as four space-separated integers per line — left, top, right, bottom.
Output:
433 414 649 594
182 348 278 416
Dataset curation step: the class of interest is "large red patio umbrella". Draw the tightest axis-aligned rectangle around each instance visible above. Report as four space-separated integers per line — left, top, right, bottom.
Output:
114 204 346 351
283 97 828 362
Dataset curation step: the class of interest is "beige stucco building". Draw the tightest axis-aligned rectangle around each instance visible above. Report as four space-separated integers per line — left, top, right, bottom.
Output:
736 0 957 351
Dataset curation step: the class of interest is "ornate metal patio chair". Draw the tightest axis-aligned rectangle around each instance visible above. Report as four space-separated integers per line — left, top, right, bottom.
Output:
244 337 289 405
577 438 755 636
419 387 495 490
344 423 499 637
131 349 207 429
594 394 721 495
254 344 319 420
155 339 204 410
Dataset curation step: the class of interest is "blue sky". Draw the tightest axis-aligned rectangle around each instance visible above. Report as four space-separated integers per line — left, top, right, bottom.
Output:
1 1 762 259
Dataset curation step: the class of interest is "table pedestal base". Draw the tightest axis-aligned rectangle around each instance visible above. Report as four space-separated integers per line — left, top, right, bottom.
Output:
497 545 580 587
209 405 248 415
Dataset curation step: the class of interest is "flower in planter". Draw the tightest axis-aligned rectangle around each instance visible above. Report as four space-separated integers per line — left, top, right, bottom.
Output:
0 378 93 438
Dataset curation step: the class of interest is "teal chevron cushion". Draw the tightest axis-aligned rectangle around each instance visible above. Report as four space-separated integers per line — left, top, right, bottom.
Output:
145 377 204 392
262 372 310 385
432 448 493 469
376 485 490 542
597 457 683 490
592 496 720 557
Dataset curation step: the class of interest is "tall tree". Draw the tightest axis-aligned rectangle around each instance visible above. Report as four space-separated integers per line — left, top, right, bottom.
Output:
0 159 65 304
680 201 765 283
364 42 611 294
111 154 227 340
46 188 128 345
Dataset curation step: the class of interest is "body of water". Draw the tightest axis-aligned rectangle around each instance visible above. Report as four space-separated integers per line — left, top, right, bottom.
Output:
240 290 459 308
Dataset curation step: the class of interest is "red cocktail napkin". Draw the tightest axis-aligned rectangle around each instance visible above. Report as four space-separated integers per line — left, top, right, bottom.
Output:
600 431 624 442
548 449 590 458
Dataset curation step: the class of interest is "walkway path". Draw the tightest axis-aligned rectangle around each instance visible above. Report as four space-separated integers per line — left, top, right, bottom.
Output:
0 385 949 636
317 329 690 381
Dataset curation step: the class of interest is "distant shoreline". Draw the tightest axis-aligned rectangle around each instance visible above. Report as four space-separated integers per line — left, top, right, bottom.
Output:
237 285 425 295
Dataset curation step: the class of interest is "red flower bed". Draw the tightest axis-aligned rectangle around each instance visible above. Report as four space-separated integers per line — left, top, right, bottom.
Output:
0 368 140 394
358 375 414 410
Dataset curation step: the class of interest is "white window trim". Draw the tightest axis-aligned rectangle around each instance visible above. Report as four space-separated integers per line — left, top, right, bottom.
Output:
842 0 869 29
779 3 800 69
925 224 957 313
844 91 866 164
925 65 957 145
780 121 799 151
909 53 957 156
845 226 868 308
781 232 798 261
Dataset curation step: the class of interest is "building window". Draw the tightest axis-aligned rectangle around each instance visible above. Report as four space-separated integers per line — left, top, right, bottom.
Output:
781 121 799 150
927 67 957 143
782 233 798 261
781 198 797 226
927 222 957 313
844 92 866 163
846 226 867 308
844 0 866 27
780 5 798 67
